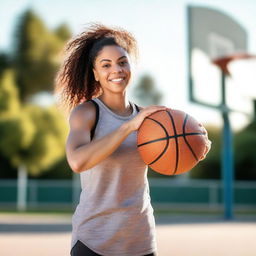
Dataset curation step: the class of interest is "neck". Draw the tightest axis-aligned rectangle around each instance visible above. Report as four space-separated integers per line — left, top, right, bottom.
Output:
98 93 132 116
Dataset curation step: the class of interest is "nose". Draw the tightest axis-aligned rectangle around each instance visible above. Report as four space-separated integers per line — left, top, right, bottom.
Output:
112 64 123 73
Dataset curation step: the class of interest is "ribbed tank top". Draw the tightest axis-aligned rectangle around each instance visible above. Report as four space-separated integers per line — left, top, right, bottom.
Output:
71 98 156 256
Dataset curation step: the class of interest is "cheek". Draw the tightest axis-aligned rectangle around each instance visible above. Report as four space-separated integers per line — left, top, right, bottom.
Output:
126 69 131 79
124 65 131 75
99 71 109 80
95 70 107 81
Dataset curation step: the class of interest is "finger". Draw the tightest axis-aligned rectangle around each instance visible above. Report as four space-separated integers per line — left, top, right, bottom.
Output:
204 140 212 154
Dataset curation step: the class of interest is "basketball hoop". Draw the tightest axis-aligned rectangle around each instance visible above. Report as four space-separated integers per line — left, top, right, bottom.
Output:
212 53 256 76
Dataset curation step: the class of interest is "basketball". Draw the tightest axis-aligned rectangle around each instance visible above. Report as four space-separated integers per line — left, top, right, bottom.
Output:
137 109 208 175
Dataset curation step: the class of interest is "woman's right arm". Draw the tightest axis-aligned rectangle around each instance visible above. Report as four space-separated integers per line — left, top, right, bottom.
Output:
66 102 167 173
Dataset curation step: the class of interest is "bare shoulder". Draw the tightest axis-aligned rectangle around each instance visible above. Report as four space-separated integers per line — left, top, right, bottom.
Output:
69 101 96 130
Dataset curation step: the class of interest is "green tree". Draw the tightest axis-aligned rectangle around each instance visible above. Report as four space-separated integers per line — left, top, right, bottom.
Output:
0 69 22 178
20 105 68 176
0 69 20 117
0 52 10 75
13 9 71 101
54 23 72 41
0 9 72 210
0 68 68 174
0 70 35 169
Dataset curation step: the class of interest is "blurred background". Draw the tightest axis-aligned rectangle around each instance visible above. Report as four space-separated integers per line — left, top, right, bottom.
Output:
0 0 256 255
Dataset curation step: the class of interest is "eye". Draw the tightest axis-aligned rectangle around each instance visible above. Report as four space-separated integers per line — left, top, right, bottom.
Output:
120 60 128 66
102 63 110 68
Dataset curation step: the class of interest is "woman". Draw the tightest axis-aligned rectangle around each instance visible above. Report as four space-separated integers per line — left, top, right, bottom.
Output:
56 23 167 256
56 24 210 256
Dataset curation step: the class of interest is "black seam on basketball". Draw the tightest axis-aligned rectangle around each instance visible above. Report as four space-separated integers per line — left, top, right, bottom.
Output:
182 114 199 161
166 111 179 175
137 132 206 147
144 117 170 166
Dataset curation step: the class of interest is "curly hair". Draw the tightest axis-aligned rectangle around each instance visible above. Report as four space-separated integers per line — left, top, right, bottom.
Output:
55 23 138 111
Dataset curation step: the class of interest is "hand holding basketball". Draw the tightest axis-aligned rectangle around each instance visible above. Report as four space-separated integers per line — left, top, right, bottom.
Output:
126 105 168 131
137 109 211 175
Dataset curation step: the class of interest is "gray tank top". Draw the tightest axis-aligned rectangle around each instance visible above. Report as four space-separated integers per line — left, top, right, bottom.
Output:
71 98 156 256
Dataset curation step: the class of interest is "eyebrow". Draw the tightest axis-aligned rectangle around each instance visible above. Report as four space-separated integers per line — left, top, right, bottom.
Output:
100 56 127 63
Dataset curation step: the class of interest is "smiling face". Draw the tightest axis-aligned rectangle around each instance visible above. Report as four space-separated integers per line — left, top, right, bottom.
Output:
93 45 131 95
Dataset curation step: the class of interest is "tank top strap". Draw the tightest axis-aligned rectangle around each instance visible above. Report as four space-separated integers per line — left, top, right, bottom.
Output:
89 98 140 140
87 99 99 140
134 103 140 113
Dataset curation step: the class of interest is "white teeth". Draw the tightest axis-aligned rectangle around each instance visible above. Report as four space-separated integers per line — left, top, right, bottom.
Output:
110 78 124 82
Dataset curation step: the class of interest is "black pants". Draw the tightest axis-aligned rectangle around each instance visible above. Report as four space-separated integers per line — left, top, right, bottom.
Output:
71 240 156 256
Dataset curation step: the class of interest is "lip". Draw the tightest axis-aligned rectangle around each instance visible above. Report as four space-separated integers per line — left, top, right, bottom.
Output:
108 77 126 83
109 76 125 82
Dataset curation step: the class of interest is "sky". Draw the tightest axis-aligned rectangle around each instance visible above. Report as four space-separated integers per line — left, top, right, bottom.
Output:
1 0 256 130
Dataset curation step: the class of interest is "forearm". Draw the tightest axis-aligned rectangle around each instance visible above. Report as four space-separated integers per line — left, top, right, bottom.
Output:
68 122 133 173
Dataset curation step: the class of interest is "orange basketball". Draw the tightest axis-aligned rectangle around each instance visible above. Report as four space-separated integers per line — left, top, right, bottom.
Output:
137 109 208 175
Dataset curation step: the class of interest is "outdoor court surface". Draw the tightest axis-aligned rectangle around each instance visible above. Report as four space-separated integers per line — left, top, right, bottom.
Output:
0 213 256 256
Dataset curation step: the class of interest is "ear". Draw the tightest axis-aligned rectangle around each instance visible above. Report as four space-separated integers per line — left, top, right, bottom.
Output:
93 68 99 82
